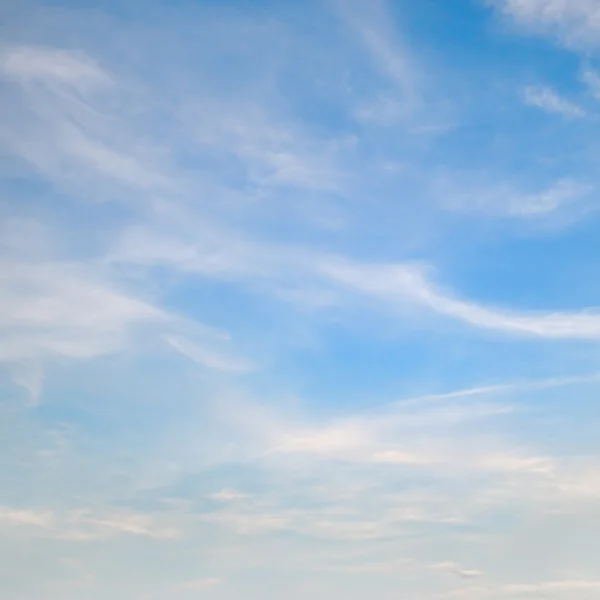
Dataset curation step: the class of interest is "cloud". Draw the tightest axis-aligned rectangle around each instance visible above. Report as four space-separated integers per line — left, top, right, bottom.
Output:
0 223 250 377
0 44 111 89
184 100 344 192
112 222 600 341
267 399 514 466
217 375 551 478
63 511 180 541
324 556 414 574
179 578 222 590
582 68 600 98
2 4 600 599
273 422 370 456
522 85 585 118
331 0 415 93
188 377 592 545
504 180 591 216
430 561 483 579
0 44 174 202
330 0 421 126
10 362 44 406
203 501 465 541
113 223 600 340
175 375 600 555
166 335 253 373
476 453 554 474
0 507 180 540
320 257 600 338
0 260 164 362
210 489 247 502
488 0 600 48
0 507 54 528
5 38 598 355
265 402 543 477
370 449 433 465
435 175 592 219
445 578 600 598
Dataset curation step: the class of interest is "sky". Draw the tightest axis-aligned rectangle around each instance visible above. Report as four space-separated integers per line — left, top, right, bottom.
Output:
3 0 600 598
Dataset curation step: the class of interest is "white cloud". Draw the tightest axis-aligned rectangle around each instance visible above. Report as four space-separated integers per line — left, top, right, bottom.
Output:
3 6 600 600
179 578 222 590
436 175 592 219
331 0 415 94
503 580 600 594
489 0 600 48
112 225 600 341
209 376 550 481
0 261 164 362
397 373 600 405
370 449 433 465
64 511 180 540
265 405 546 477
6 41 597 352
523 85 585 118
446 578 600 598
330 0 422 127
0 507 180 540
0 507 54 528
273 422 369 456
320 257 600 338
204 501 464 541
506 179 591 216
0 45 174 202
430 561 483 579
324 556 414 574
166 335 253 373
476 453 554 474
0 44 111 89
182 376 600 553
264 397 515 468
10 362 44 406
185 100 343 191
210 489 247 502
582 68 600 98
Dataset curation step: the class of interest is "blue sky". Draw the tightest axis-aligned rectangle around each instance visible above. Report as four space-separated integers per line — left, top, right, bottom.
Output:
3 0 600 598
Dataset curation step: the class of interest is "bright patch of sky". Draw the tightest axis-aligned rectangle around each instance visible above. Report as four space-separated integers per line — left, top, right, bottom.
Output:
2 0 600 598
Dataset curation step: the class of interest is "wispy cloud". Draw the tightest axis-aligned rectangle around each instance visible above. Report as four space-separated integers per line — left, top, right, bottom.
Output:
504 179 591 216
430 561 483 579
166 335 253 373
10 362 43 406
0 44 111 88
2 2 600 598
111 226 600 340
184 100 344 191
0 507 180 540
435 175 592 220
0 44 174 203
582 68 600 99
488 0 600 48
444 578 600 598
329 0 421 125
331 0 415 93
0 260 164 362
179 578 222 590
320 257 600 339
523 85 585 118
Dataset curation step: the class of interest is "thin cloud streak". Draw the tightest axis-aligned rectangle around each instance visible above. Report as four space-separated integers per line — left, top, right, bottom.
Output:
488 0 600 48
321 258 600 338
523 85 585 118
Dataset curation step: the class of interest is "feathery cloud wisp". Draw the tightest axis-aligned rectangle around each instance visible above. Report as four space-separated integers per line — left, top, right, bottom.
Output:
523 85 585 118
